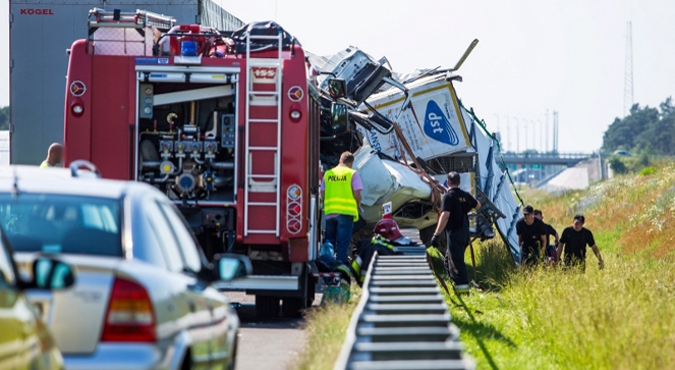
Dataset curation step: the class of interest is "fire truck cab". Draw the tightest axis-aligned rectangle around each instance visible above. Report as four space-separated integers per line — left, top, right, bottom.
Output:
64 8 323 317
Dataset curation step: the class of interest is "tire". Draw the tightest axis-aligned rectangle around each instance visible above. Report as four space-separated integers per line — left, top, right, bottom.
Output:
282 297 307 318
255 295 280 318
306 277 316 307
228 336 238 370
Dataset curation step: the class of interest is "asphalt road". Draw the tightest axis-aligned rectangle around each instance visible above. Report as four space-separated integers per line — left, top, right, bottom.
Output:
223 291 322 370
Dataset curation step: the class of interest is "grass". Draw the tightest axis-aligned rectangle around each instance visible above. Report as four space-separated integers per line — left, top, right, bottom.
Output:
295 162 675 369
292 285 361 370
441 162 675 369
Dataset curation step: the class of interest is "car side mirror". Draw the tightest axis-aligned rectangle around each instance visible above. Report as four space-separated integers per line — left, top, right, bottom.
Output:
31 257 76 290
327 78 347 99
212 253 252 281
331 102 350 134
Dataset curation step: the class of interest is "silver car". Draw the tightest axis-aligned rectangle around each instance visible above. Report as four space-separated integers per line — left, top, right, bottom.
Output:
0 162 249 370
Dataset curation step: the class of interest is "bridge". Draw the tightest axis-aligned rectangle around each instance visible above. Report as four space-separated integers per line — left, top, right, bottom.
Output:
500 152 595 167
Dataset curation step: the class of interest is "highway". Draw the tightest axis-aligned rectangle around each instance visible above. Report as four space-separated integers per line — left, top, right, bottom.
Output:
224 291 323 370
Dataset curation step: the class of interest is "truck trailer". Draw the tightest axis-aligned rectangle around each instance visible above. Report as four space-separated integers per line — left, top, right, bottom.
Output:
8 0 243 165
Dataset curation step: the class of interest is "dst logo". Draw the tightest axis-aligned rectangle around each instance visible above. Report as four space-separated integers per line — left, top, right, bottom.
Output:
20 8 54 15
423 100 459 146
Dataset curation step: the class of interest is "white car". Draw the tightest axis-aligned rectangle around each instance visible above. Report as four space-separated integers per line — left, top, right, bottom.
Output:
0 161 250 370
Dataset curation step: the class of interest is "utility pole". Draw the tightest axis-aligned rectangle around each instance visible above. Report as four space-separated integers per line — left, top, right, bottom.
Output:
624 21 634 117
538 119 543 153
523 119 528 151
552 111 559 153
514 117 520 153
545 109 549 153
503 115 511 152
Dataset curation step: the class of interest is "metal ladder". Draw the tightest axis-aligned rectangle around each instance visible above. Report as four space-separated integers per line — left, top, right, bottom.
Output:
243 30 284 237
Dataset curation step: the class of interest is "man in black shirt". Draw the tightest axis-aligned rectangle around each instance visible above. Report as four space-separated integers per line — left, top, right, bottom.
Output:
428 172 481 293
559 214 604 270
516 205 547 266
534 209 559 262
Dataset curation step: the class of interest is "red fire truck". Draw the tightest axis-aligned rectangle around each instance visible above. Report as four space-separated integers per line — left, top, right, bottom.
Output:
63 9 328 317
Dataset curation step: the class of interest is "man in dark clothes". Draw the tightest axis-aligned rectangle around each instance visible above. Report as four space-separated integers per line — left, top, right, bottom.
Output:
534 209 559 262
428 172 481 293
516 205 547 266
559 214 604 270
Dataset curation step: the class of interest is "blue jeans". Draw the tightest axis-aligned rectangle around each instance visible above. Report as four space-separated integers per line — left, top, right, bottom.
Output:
325 215 354 264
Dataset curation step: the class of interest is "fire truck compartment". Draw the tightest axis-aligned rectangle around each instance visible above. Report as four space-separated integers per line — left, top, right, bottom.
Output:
135 68 240 206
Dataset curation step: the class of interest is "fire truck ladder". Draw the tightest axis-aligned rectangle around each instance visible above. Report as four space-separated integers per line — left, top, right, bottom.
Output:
244 31 284 237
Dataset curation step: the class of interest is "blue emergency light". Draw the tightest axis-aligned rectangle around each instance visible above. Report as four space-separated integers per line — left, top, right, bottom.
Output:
181 40 197 56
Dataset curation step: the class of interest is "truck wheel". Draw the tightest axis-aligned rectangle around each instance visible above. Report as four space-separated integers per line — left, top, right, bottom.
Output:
306 277 316 307
282 297 306 318
255 296 280 318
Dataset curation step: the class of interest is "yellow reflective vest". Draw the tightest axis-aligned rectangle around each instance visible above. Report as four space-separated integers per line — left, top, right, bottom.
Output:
324 165 359 221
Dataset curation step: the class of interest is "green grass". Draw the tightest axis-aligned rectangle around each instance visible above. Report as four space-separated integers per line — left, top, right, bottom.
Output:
438 162 675 369
293 285 361 370
442 250 675 370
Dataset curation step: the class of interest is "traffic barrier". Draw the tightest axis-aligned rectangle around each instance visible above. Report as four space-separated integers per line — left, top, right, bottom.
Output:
333 245 475 370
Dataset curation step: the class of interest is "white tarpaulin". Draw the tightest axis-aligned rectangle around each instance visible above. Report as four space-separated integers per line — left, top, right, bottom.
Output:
357 74 472 161
353 145 432 226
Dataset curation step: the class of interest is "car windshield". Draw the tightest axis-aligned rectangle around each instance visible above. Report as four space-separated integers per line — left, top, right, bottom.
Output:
0 194 123 257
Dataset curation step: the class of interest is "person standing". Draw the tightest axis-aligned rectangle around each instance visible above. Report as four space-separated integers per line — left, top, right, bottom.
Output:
427 172 481 293
39 143 63 168
534 209 559 262
516 205 547 266
321 152 363 264
558 214 604 270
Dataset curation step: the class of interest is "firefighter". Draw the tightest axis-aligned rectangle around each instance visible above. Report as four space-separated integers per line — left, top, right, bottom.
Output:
39 143 63 168
534 209 559 263
427 172 481 294
516 205 547 267
350 219 405 286
321 152 363 264
558 214 604 270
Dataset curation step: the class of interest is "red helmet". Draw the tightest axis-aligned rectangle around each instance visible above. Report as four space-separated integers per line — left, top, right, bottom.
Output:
373 219 403 242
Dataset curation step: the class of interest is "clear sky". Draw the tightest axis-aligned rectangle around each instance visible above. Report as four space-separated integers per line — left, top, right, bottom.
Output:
2 0 674 152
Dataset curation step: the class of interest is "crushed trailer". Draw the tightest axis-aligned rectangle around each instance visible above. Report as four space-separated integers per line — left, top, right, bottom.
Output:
307 45 523 263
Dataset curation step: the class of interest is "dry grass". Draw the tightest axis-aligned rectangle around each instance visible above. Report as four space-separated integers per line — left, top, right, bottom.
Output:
292 286 361 370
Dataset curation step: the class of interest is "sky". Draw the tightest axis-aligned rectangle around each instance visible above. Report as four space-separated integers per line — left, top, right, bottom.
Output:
2 0 674 152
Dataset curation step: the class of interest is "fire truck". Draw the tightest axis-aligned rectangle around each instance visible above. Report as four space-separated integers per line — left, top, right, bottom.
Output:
63 9 335 318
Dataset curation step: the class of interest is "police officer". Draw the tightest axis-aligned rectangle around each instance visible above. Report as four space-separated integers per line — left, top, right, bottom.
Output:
321 152 363 264
428 172 481 293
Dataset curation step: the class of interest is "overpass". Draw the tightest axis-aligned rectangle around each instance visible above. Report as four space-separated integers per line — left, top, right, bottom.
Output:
500 152 595 167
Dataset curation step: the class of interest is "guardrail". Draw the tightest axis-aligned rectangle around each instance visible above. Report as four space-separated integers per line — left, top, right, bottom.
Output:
333 245 475 370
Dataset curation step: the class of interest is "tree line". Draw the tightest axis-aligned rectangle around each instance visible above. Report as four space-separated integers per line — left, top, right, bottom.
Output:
602 97 675 156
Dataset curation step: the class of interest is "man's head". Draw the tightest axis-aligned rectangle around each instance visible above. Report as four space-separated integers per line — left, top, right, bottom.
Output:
573 214 585 231
522 205 534 224
533 209 543 221
447 171 461 187
47 143 63 165
339 151 355 168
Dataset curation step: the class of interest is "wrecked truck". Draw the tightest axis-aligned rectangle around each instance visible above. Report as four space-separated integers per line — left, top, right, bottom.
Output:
309 45 522 263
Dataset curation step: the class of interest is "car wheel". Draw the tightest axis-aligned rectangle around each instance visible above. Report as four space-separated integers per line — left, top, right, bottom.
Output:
228 336 238 370
255 295 280 318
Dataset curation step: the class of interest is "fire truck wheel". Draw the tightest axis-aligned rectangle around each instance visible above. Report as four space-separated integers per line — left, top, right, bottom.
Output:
282 297 306 318
255 295 280 318
306 277 316 307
